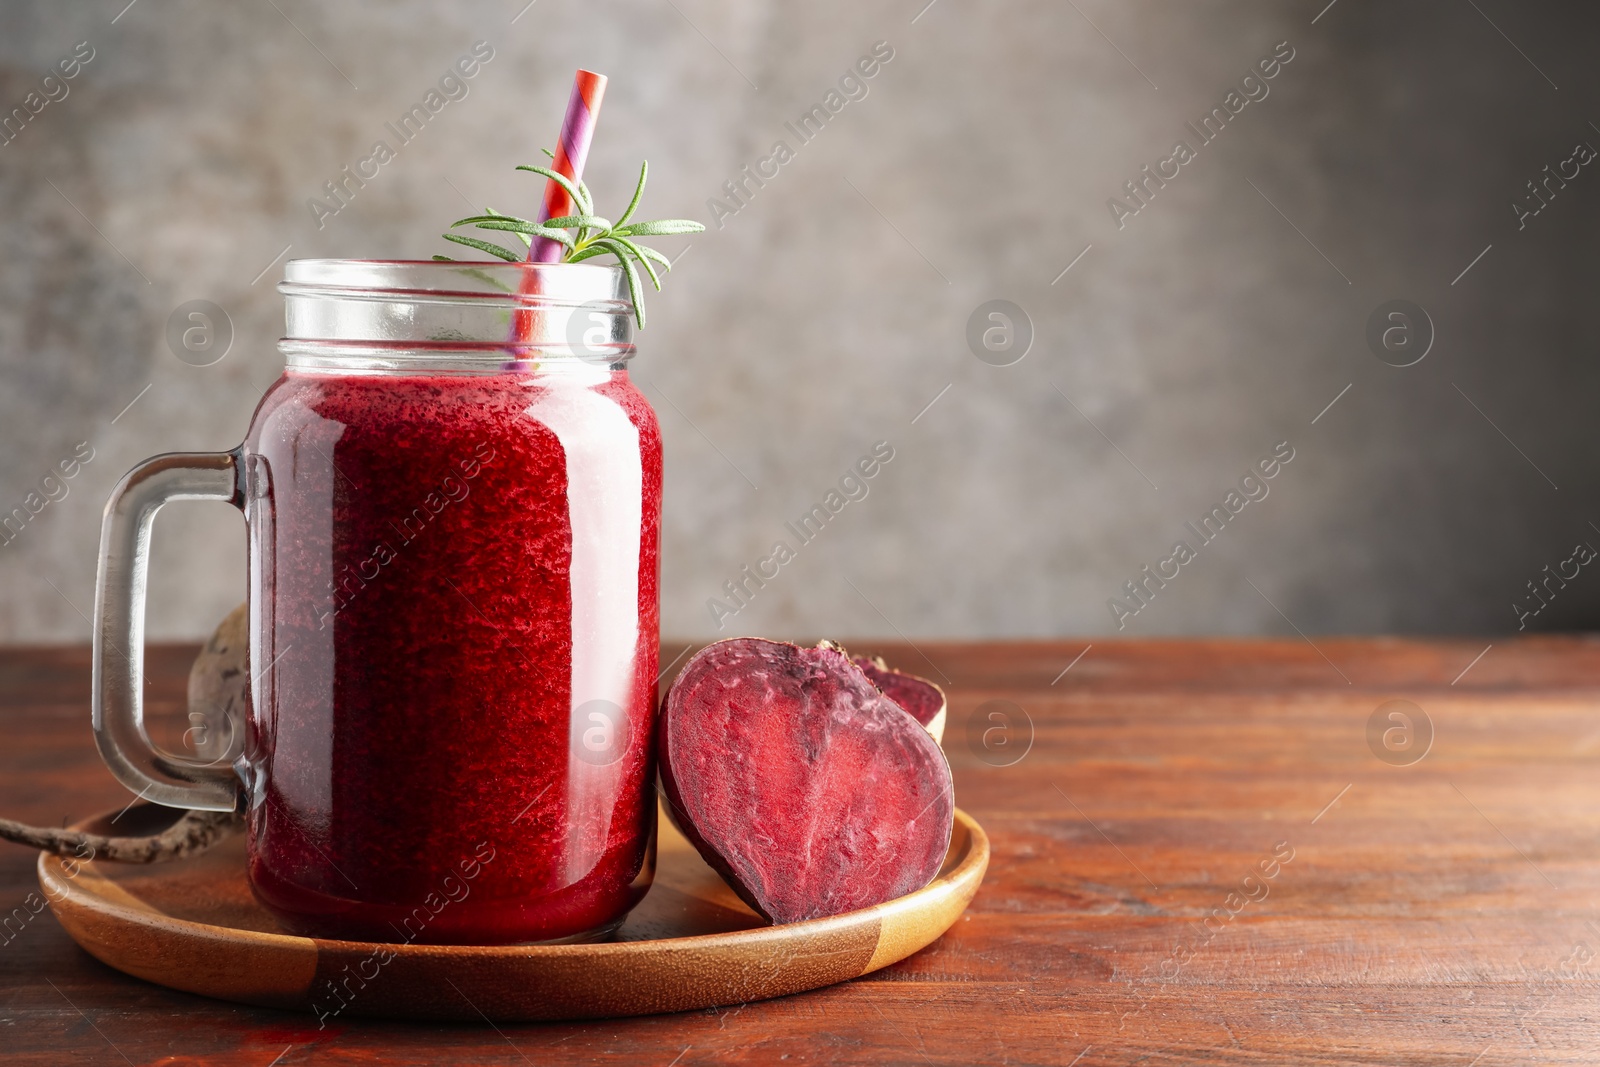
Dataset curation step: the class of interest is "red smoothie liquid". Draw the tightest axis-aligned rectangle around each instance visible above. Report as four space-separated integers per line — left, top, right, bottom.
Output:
241 366 661 944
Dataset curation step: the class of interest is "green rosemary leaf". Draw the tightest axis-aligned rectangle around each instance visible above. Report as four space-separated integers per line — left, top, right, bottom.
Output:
431 254 455 261
612 236 663 290
614 219 705 237
442 233 523 262
594 238 646 327
473 206 537 246
629 243 674 272
472 219 575 246
515 164 592 216
615 160 648 229
451 213 536 228
565 245 611 264
544 215 613 232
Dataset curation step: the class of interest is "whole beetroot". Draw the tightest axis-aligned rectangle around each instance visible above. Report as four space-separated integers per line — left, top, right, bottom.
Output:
659 638 955 924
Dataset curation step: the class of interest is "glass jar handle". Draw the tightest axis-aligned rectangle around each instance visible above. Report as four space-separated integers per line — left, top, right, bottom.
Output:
93 450 244 812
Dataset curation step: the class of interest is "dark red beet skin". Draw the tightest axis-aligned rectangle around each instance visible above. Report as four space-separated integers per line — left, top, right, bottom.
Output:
853 655 947 744
659 639 955 924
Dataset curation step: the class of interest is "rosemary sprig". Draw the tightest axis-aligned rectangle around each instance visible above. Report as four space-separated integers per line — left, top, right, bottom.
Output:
436 157 704 327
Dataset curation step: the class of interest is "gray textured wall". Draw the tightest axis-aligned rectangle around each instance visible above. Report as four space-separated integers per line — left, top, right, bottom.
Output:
2 0 1597 645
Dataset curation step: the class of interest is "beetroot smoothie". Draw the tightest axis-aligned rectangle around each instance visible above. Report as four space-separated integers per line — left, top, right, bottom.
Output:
240 366 661 944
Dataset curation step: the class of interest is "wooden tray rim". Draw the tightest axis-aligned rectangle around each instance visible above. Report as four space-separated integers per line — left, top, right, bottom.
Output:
38 807 988 959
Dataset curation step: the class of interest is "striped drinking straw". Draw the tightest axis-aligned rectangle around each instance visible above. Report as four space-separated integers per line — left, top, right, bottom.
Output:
511 69 608 349
528 69 607 263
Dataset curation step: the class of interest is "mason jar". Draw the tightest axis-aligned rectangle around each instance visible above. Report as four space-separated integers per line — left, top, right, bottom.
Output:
93 260 662 944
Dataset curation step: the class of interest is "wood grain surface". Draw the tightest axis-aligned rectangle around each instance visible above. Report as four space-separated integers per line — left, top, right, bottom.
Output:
1 637 1597 1065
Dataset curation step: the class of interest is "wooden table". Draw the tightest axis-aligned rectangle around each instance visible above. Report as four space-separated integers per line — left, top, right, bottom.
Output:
2 638 1597 1065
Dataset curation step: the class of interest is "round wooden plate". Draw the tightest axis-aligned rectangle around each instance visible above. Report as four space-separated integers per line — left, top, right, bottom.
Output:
39 802 987 1022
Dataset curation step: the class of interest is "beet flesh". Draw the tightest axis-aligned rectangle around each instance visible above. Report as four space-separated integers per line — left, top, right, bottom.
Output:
853 655 947 745
659 638 955 924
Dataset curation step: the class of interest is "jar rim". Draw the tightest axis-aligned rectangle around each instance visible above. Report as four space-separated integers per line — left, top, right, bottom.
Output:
277 259 636 373
279 258 629 304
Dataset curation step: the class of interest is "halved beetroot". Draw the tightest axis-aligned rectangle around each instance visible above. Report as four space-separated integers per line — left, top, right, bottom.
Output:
852 655 947 744
659 638 955 924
